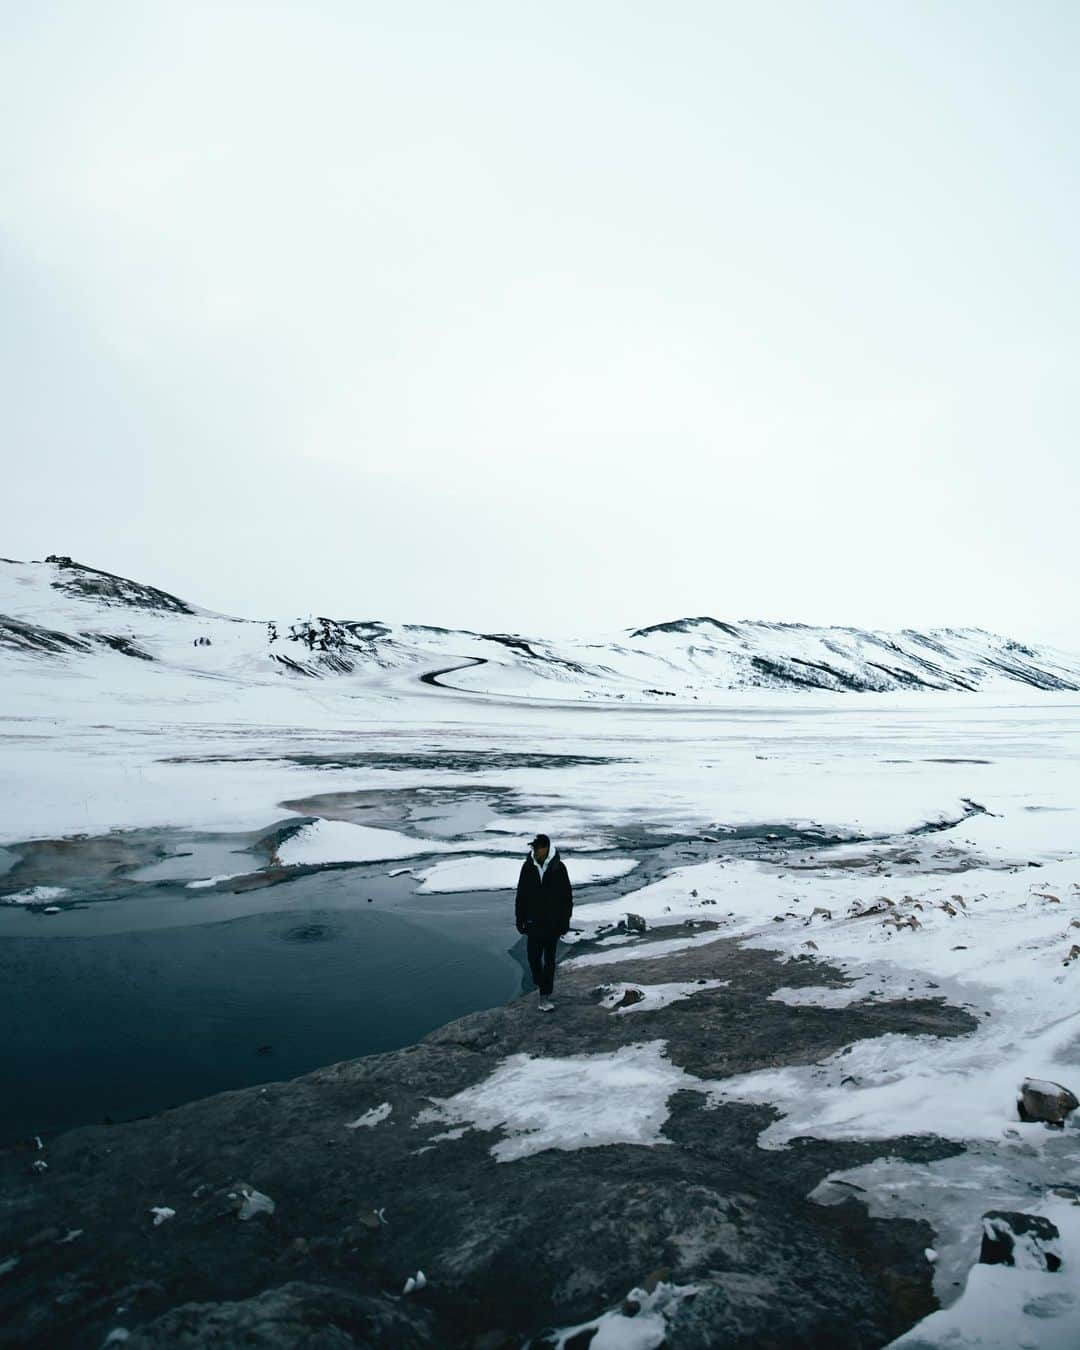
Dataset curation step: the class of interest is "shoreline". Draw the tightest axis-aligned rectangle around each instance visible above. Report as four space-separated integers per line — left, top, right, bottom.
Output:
0 923 978 1348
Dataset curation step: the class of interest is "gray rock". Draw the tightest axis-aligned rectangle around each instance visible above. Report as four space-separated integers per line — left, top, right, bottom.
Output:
624 913 648 933
1017 1077 1079 1126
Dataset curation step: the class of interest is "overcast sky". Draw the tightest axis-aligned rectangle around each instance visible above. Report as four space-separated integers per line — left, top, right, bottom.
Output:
4 2 1079 646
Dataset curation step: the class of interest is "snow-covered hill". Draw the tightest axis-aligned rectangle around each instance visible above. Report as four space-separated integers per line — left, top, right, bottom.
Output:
3 554 1079 700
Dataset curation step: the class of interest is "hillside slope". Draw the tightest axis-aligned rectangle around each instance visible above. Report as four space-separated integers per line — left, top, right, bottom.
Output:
3 555 1079 700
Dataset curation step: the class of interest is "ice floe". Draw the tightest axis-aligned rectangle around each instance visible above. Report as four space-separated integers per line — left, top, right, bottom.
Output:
414 854 638 894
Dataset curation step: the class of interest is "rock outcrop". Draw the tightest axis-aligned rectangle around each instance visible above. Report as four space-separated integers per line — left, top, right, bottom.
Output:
0 932 979 1348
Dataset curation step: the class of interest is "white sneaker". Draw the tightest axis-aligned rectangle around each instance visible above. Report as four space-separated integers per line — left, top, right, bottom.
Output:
539 996 555 1012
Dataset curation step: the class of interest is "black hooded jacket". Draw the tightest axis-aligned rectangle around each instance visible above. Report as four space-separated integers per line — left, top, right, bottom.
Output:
515 848 573 934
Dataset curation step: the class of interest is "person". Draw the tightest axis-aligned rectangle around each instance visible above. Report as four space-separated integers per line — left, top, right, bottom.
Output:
515 833 573 1011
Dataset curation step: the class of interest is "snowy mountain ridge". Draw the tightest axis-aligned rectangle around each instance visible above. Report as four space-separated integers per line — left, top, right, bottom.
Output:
3 554 1079 699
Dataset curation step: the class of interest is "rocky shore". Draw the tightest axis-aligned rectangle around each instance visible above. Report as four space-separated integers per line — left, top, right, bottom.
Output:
0 924 978 1349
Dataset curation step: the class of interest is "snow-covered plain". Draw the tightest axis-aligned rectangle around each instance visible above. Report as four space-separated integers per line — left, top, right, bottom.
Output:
5 556 1080 1346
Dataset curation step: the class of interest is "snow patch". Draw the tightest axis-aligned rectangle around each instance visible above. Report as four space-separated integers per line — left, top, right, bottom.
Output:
545 1279 701 1350
345 1102 392 1130
565 932 724 969
597 979 729 1014
886 1193 1080 1349
2 886 68 906
413 1040 724 1162
276 819 454 866
185 872 249 889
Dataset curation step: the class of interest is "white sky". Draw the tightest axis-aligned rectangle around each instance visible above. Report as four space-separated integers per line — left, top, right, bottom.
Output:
4 2 1078 647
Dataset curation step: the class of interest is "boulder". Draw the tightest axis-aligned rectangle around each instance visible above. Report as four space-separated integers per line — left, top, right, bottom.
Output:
1017 1077 1079 1126
625 913 648 933
979 1212 1062 1272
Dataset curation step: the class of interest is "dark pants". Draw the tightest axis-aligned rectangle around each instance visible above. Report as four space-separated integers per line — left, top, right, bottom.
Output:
526 927 560 995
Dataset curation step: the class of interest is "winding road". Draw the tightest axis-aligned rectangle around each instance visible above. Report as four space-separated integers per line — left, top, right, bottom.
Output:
418 656 489 691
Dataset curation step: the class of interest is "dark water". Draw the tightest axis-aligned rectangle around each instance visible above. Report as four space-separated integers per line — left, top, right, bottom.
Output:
1 813 850 1144
1 896 522 1143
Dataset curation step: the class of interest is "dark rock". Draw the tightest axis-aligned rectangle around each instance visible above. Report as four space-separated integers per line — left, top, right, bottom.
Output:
624 913 648 933
0 935 978 1350
123 1282 435 1347
979 1212 1062 1271
1017 1077 1079 1126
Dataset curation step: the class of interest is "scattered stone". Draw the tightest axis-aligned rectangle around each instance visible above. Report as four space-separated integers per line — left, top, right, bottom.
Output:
219 1183 276 1221
979 1212 1062 1271
855 898 895 917
625 913 648 933
1064 944 1080 966
235 1187 275 1221
611 987 645 1009
1017 1078 1079 1126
